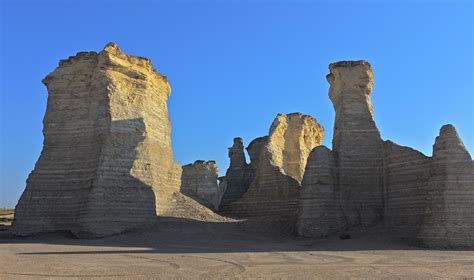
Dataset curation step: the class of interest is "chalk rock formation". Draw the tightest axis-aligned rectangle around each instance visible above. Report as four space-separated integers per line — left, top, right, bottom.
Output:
298 60 473 248
297 146 341 237
219 136 268 212
218 138 252 209
267 113 324 182
181 160 224 210
382 141 431 237
418 125 474 247
246 136 268 171
12 43 226 237
229 113 324 225
327 61 385 229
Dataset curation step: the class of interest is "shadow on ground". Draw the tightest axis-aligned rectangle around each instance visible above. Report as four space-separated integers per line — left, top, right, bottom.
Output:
2 216 466 255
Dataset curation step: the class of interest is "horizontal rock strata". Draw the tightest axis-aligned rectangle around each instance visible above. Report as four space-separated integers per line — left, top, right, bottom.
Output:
227 113 324 229
219 138 256 211
181 160 224 210
418 125 474 247
10 46 473 247
382 141 431 237
298 60 473 248
297 146 341 237
328 61 384 229
12 43 226 237
13 43 179 237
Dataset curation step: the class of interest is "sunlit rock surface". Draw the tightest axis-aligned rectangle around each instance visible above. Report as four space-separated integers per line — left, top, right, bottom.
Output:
9 46 473 247
226 113 324 230
12 43 224 238
181 160 224 210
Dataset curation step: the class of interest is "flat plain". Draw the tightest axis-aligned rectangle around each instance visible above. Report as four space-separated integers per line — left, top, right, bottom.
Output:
1 216 473 280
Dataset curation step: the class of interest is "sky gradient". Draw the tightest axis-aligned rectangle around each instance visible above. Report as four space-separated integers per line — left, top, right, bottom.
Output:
1 0 473 208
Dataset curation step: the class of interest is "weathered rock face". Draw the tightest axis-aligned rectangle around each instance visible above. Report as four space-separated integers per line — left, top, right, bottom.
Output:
13 43 181 237
298 60 473 248
298 61 432 238
11 43 231 237
418 125 474 247
267 113 324 183
227 113 324 227
246 136 268 170
218 136 268 212
218 138 252 210
327 61 385 228
297 146 341 237
181 160 224 210
382 141 431 237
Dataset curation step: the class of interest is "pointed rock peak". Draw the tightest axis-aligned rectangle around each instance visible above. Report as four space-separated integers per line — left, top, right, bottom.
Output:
311 145 332 156
228 137 247 168
439 124 458 137
433 124 471 160
103 42 120 51
233 137 244 145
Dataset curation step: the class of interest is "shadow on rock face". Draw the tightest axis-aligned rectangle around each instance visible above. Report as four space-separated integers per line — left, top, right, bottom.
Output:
13 118 158 238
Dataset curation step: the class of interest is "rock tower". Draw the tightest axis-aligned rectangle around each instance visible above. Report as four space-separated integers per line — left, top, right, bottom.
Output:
13 43 182 237
227 113 324 229
181 160 224 210
418 125 474 247
298 60 473 248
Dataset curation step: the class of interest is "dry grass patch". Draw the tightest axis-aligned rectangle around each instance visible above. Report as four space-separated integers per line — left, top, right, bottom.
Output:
0 208 14 216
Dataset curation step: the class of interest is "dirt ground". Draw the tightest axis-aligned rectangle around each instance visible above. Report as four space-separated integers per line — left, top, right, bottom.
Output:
1 217 474 280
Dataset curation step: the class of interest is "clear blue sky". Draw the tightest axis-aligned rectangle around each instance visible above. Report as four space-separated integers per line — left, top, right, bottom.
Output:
1 0 472 208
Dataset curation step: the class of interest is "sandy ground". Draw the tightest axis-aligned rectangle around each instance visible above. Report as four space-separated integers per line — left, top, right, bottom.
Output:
1 217 474 280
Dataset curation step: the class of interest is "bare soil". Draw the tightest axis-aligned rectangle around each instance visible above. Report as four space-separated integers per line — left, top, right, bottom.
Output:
1 217 473 279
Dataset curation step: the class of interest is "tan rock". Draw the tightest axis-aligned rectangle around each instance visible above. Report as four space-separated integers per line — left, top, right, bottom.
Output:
327 61 385 228
246 136 268 171
218 138 253 211
12 43 224 237
297 145 341 237
181 160 224 210
267 113 324 183
418 125 474 247
227 113 324 229
382 141 431 237
299 61 473 249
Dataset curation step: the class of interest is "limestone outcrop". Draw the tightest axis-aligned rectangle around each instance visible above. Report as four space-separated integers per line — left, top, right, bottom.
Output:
181 160 224 210
382 141 431 237
298 60 473 248
418 125 474 247
12 43 224 238
218 138 253 210
10 45 473 246
246 136 268 171
226 113 324 226
219 136 268 213
328 61 385 228
297 146 341 237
